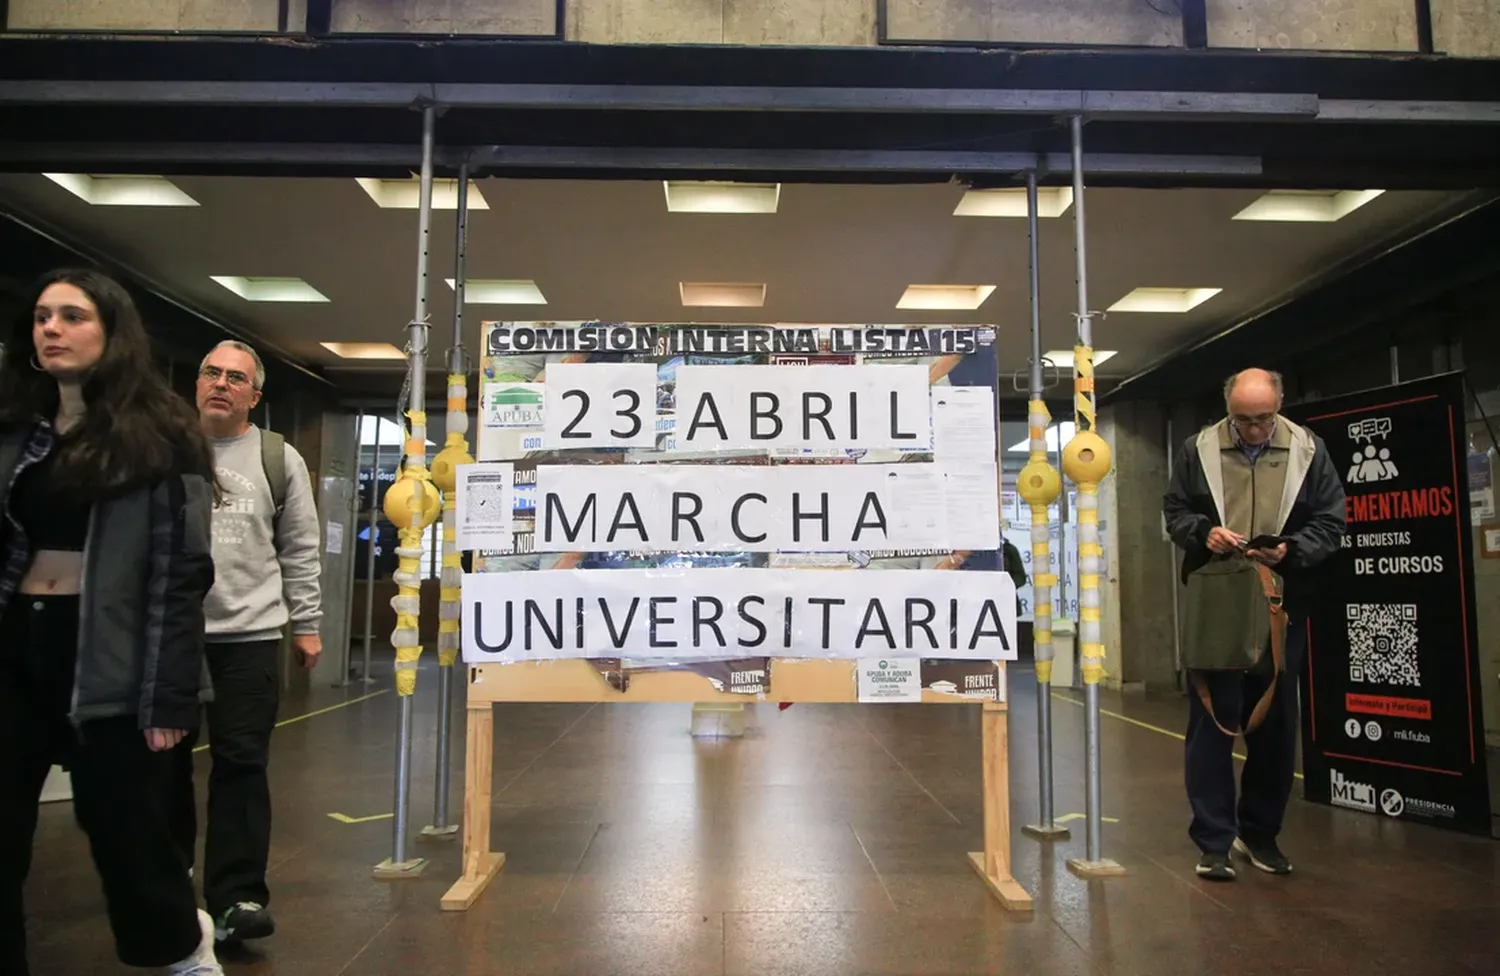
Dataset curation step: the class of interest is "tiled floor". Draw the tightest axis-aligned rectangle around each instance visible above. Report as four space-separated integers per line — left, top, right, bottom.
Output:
23 658 1500 975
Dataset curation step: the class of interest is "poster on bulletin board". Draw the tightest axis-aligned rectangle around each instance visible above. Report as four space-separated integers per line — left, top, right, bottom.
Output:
464 322 1016 697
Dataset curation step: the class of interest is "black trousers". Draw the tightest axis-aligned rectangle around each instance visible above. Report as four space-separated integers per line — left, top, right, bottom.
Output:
175 639 281 918
0 595 201 974
1184 618 1308 855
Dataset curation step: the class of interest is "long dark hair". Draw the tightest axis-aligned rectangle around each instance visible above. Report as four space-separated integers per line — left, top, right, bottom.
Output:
0 267 216 495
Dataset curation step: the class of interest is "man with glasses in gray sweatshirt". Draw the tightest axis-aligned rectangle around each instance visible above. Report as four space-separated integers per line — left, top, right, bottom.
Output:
179 340 323 946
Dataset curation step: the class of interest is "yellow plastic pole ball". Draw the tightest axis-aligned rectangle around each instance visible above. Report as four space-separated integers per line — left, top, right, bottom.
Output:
1061 429 1114 484
383 476 442 530
1016 460 1063 507
429 444 474 494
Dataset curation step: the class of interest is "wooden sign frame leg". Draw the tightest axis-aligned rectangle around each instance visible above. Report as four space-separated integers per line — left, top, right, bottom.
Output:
440 700 505 911
439 662 1029 913
967 701 1034 911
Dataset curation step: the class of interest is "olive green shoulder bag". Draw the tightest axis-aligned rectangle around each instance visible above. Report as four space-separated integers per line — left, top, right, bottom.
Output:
1181 556 1287 736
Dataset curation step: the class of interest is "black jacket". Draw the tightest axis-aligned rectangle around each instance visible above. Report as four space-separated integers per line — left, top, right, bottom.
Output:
1162 416 1346 619
0 422 216 730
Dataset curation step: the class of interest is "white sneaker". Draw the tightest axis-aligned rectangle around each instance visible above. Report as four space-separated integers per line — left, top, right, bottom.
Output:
167 909 224 975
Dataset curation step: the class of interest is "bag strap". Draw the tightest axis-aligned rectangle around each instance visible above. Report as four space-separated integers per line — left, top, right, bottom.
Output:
1189 560 1287 738
260 427 288 525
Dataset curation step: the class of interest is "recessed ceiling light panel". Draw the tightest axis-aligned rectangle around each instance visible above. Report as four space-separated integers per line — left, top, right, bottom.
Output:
1042 349 1118 369
1233 189 1384 223
210 276 329 303
44 173 199 207
355 177 490 210
1107 287 1222 314
896 285 996 311
320 342 407 360
663 181 781 214
954 187 1073 218
679 282 767 308
447 279 547 305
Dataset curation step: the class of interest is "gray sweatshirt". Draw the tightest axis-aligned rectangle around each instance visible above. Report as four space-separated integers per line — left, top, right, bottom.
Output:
204 426 323 642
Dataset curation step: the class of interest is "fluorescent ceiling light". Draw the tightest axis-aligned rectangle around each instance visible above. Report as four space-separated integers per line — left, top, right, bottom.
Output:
896 285 996 311
43 173 199 207
680 282 767 308
321 342 407 360
1008 421 1076 453
954 187 1073 218
355 177 490 210
1043 349 1118 369
1108 287 1221 314
210 276 329 303
447 279 547 305
663 181 781 214
1233 189 1385 223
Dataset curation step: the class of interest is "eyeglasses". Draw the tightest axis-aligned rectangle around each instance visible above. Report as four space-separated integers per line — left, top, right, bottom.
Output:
199 365 254 389
1230 413 1276 431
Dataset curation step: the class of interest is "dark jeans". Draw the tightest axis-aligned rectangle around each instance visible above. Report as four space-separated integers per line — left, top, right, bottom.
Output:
175 639 281 918
1185 618 1307 855
0 595 201 974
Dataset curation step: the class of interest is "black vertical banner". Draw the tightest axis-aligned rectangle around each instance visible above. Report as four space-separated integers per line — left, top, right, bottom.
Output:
1287 373 1491 835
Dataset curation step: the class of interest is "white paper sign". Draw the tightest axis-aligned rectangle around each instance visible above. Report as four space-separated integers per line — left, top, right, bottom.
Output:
462 568 1017 662
884 465 949 549
674 364 932 450
857 657 922 702
939 464 1001 552
325 521 344 555
455 462 515 551
931 386 997 463
542 363 658 449
533 463 985 553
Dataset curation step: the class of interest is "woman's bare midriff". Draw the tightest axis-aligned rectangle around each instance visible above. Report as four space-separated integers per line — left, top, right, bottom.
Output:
20 550 83 595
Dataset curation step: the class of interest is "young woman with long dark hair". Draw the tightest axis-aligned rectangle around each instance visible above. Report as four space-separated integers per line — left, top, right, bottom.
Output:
0 268 223 975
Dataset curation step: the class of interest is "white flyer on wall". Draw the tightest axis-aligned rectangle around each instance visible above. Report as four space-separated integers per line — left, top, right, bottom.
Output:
461 568 1017 662
455 462 515 552
883 465 949 549
857 657 923 702
940 464 1000 552
931 385 997 463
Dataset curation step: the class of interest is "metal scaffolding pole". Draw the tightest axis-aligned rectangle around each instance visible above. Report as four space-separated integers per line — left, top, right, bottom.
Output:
423 160 473 841
375 101 440 881
339 409 365 687
360 415 382 685
1061 114 1125 879
1019 170 1068 843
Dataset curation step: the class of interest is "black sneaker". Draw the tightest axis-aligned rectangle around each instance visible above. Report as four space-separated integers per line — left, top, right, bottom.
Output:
1195 852 1236 881
214 902 275 944
1233 836 1292 875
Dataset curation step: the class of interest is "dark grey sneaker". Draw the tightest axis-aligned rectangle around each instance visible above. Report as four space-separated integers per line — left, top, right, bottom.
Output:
1195 851 1236 881
1233 836 1292 875
214 902 275 944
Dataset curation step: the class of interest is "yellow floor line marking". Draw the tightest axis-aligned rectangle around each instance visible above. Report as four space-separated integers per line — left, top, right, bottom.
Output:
191 689 390 753
328 812 395 824
1056 812 1119 824
1051 690 1305 781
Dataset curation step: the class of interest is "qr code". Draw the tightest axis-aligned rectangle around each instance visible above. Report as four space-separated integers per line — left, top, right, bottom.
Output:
1346 604 1420 687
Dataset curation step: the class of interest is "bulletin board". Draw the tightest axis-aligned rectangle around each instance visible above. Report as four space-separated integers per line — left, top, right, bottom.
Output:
442 322 1031 913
